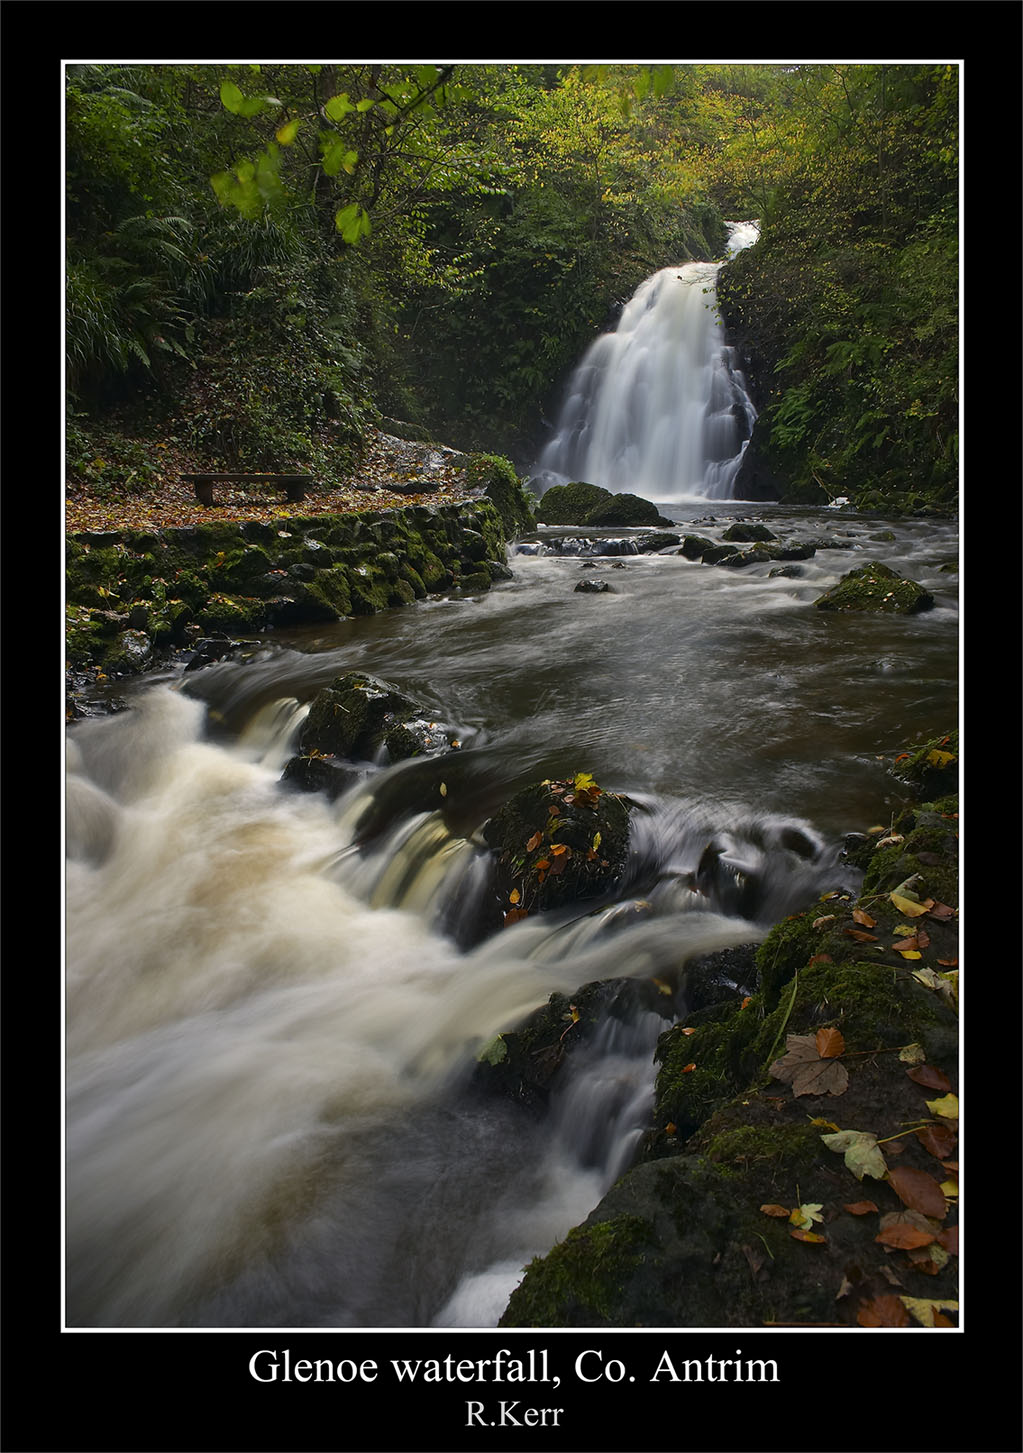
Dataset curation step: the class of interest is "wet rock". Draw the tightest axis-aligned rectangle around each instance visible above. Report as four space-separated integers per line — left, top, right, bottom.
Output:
722 521 776 542
814 561 934 614
297 671 455 765
482 773 632 933
585 492 674 528
535 481 614 524
574 579 613 594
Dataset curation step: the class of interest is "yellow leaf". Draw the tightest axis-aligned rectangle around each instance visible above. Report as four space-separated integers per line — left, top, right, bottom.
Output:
926 1093 959 1120
509 889 520 905
890 892 929 917
898 949 923 959
926 749 955 768
940 1179 958 1198
592 831 602 852
789 1202 824 1230
899 1296 959 1327
439 782 447 797
899 1043 927 1064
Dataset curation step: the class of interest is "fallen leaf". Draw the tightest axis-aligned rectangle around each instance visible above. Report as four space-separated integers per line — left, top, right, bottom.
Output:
813 914 836 929
815 1027 846 1059
876 1210 939 1249
682 1026 697 1036
890 892 929 918
525 831 543 852
789 1227 827 1244
852 907 877 927
925 1093 959 1120
771 1035 849 1097
760 1204 790 1218
857 1294 911 1327
821 1129 888 1180
937 1225 959 1255
682 1062 696 1074
927 901 956 920
843 1200 879 1216
915 1123 957 1159
509 888 521 904
844 927 878 942
898 1043 927 1064
789 1202 824 1230
906 1064 952 1092
887 1165 948 1219
899 1296 959 1327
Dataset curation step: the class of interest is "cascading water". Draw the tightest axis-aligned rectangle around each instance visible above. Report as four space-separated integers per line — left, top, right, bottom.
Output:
64 469 959 1331
533 220 759 502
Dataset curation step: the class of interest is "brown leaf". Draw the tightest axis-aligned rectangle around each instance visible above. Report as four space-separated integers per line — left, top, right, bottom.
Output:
857 1294 911 1327
525 831 543 852
682 1062 696 1074
906 1064 952 1092
789 1227 827 1243
887 1165 947 1218
815 1026 846 1059
844 927 878 942
760 1204 790 1218
876 1210 938 1249
937 1225 959 1255
916 1123 957 1159
843 1201 879 1216
852 907 877 927
927 901 956 920
792 1057 849 1097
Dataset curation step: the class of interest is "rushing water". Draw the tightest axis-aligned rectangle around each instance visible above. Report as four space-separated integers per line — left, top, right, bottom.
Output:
532 223 759 501
65 504 958 1328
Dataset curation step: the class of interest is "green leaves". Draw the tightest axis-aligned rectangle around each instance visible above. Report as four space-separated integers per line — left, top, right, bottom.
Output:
219 80 280 118
335 203 372 244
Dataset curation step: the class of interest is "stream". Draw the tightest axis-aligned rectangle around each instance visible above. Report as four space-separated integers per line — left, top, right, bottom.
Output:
65 504 958 1328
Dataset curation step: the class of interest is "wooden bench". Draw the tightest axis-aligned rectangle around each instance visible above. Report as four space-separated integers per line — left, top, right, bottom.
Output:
181 473 312 506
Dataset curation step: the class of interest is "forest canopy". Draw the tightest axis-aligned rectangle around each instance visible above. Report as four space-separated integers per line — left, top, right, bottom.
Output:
65 60 959 508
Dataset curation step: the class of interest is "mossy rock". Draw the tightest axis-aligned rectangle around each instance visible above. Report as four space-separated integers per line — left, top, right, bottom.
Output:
465 454 535 536
679 534 715 559
885 729 958 801
814 561 934 614
482 773 632 932
585 493 674 528
722 522 777 542
535 481 613 525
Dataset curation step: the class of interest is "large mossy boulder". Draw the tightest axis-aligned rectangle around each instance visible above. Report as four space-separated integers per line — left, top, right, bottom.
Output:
295 671 454 765
481 772 632 932
585 492 674 528
535 481 613 525
815 561 934 614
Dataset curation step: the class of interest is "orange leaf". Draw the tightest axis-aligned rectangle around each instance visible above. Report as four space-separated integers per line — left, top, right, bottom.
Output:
852 907 876 927
843 1200 879 1216
760 1204 790 1218
525 831 543 852
682 1062 696 1074
503 907 528 926
876 1215 937 1249
815 1027 845 1059
789 1227 827 1243
844 927 878 942
857 1294 911 1327
509 888 520 904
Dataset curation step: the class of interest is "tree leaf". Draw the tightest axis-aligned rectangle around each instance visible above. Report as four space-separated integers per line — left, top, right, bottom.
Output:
915 1122 957 1159
760 1204 790 1218
526 831 543 852
876 1210 938 1248
906 1063 952 1092
857 1294 911 1326
815 1026 845 1059
886 1165 948 1218
899 1296 958 1327
925 1093 959 1120
821 1129 888 1180
843 1200 879 1215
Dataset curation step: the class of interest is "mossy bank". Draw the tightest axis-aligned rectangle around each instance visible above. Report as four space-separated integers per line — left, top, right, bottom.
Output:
66 454 534 703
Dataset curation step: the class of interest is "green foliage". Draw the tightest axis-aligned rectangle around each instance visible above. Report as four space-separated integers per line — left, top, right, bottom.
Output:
717 64 958 508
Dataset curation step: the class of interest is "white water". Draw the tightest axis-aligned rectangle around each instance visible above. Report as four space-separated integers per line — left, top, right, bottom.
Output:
534 221 759 502
65 502 958 1330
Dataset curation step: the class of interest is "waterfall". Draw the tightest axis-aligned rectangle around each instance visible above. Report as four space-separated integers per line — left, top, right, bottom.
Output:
533 220 759 503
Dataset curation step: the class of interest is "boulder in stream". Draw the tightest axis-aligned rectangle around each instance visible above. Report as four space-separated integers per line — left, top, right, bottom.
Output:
815 561 934 614
482 772 632 932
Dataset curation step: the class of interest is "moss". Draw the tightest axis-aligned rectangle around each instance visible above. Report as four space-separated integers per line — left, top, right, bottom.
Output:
585 493 672 527
465 453 535 536
535 481 613 525
499 1215 655 1327
814 561 934 614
